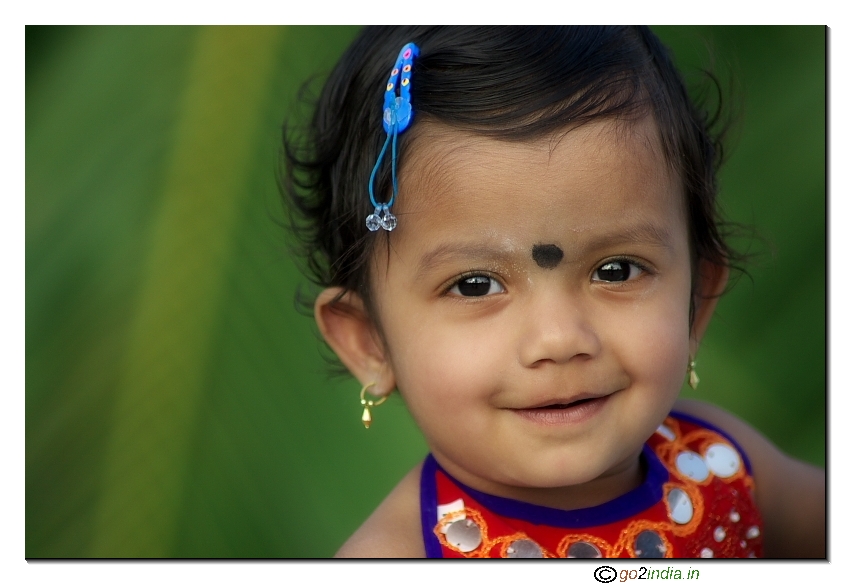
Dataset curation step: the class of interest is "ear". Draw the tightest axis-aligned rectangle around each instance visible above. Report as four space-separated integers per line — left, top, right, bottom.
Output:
314 287 396 397
690 260 730 353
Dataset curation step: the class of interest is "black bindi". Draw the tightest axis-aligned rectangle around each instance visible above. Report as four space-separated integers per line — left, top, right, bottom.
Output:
531 244 564 269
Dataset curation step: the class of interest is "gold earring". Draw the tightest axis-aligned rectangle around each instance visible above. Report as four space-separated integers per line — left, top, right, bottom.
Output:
687 359 699 390
360 383 388 429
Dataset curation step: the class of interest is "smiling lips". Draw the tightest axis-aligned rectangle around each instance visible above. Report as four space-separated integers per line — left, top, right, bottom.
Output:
511 393 611 425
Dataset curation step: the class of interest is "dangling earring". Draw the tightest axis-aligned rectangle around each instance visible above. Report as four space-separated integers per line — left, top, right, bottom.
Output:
360 383 388 429
687 359 699 390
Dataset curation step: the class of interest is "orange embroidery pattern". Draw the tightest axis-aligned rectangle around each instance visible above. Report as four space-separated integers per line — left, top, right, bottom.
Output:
430 415 764 558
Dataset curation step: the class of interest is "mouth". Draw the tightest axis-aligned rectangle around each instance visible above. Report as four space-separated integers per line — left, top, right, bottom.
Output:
534 396 599 409
511 394 611 425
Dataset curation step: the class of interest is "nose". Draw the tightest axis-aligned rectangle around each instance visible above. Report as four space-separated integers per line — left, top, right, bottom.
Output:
517 288 602 368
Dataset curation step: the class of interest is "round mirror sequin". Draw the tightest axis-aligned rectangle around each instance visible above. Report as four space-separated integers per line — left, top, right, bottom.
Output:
445 519 482 552
634 530 666 558
566 541 602 559
705 443 741 478
676 451 709 482
506 539 543 558
666 487 694 524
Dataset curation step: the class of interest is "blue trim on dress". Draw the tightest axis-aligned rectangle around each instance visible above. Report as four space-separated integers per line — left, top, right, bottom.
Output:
420 444 669 532
669 410 754 474
420 455 444 558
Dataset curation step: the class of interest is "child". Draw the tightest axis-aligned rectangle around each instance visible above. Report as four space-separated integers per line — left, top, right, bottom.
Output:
282 26 825 558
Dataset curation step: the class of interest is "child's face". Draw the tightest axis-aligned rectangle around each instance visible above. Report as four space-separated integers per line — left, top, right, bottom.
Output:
369 118 694 498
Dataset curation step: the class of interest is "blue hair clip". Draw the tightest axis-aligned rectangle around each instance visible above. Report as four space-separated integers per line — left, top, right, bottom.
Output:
366 42 420 232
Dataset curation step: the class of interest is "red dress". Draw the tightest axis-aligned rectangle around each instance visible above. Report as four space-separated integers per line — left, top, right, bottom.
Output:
420 412 763 558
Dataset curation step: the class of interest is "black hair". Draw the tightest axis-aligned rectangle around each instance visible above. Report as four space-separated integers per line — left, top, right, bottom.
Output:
282 26 740 326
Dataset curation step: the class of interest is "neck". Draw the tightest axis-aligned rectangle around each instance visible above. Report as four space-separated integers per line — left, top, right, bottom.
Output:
434 451 646 512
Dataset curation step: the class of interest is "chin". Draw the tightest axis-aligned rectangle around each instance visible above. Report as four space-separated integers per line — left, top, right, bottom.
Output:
500 453 622 490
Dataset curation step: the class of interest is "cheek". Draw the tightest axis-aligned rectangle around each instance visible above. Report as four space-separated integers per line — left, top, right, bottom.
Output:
621 298 691 385
383 312 509 404
594 282 691 376
645 321 690 382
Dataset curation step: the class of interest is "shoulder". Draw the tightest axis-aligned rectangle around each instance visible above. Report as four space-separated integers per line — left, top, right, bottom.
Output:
672 399 825 558
334 461 426 558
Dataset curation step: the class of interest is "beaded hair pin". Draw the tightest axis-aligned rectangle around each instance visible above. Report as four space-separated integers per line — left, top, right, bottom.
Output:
366 42 420 232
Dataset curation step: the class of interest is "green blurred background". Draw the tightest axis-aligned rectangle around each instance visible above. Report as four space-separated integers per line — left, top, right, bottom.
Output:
25 26 825 558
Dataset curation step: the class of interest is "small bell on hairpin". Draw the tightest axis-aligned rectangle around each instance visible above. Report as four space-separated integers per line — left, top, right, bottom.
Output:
366 42 419 232
365 203 397 232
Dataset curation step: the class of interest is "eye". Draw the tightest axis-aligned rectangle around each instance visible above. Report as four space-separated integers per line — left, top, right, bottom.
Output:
592 260 643 283
449 275 505 297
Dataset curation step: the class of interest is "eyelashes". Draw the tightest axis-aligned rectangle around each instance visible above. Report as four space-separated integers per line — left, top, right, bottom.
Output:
591 259 647 283
447 274 505 297
444 258 651 298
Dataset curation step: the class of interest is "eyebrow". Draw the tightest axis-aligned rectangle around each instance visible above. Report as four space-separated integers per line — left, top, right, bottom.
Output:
579 221 675 253
415 243 515 279
414 221 674 278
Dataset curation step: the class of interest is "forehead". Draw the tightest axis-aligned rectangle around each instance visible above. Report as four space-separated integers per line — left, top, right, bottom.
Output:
383 117 686 261
403 117 676 202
